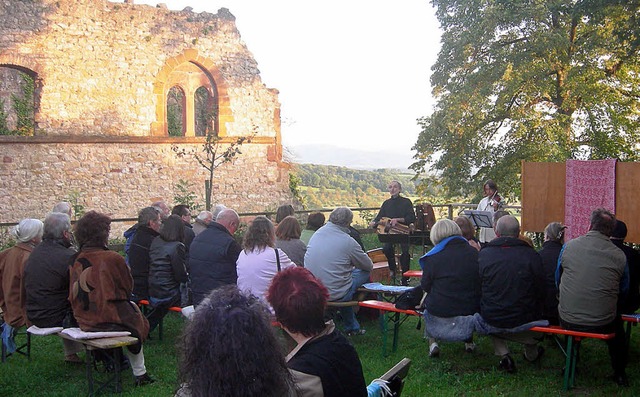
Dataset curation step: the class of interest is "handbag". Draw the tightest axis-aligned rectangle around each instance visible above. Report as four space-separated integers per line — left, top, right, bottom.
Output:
395 286 425 310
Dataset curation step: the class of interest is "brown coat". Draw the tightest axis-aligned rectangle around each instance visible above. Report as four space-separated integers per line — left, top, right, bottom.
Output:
0 243 34 327
69 247 148 341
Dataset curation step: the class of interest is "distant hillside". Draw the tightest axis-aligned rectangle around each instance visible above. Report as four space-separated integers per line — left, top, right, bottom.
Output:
287 144 414 170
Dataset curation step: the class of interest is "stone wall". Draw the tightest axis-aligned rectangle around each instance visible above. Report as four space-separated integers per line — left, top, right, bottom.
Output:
0 0 293 232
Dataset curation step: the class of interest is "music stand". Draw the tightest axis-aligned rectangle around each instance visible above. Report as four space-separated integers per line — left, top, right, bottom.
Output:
461 210 493 229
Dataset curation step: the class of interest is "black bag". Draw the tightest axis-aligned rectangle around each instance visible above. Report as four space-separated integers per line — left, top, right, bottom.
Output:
395 286 425 310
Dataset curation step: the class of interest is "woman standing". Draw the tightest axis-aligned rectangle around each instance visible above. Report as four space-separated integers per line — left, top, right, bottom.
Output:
0 219 43 354
237 216 295 308
148 215 189 333
276 216 307 267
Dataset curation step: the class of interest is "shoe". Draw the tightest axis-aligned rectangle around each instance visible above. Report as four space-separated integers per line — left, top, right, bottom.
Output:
464 342 476 353
401 277 409 286
611 373 629 387
64 353 83 364
524 346 545 363
498 354 516 373
134 373 155 387
429 342 440 358
346 329 366 336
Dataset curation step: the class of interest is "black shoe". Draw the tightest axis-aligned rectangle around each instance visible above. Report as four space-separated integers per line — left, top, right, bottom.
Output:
524 346 545 363
346 329 366 336
498 354 516 373
401 277 409 286
134 373 155 387
611 373 629 387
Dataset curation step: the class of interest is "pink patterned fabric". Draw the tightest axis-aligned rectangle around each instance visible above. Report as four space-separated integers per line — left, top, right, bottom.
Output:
564 159 616 241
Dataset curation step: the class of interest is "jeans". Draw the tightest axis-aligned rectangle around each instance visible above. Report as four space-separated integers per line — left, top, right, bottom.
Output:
337 268 371 332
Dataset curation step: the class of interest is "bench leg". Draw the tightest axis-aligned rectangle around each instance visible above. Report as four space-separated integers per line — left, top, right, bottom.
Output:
379 310 388 357
392 312 401 353
563 336 580 391
86 350 95 396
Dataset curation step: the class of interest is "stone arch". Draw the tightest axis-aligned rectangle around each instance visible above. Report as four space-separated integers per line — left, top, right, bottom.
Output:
0 57 41 135
151 49 232 137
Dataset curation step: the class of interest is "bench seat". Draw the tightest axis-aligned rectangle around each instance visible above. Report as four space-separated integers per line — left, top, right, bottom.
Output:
359 300 421 356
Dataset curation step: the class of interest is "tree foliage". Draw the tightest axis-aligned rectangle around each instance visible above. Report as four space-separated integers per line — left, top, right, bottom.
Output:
413 0 640 201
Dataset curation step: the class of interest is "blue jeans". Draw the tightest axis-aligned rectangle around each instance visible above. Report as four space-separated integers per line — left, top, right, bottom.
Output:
337 268 371 332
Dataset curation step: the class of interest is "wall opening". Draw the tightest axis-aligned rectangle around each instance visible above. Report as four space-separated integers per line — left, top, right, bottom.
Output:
0 65 37 136
167 85 186 136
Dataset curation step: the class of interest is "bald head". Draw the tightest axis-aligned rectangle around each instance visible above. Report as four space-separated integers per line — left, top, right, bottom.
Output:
216 209 240 234
495 215 520 238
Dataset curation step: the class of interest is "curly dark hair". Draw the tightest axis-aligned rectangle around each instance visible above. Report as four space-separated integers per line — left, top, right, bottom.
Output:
242 216 275 252
178 286 294 396
74 210 111 248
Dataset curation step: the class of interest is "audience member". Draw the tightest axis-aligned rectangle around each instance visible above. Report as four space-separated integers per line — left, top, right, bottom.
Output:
176 286 295 396
301 212 325 245
420 219 480 357
557 208 629 386
129 207 161 302
237 216 295 310
538 222 566 325
0 219 43 354
454 216 481 251
275 204 295 225
189 208 242 306
152 200 171 221
192 211 213 236
275 215 307 266
69 211 153 385
211 204 227 221
147 215 189 333
478 215 545 373
610 220 640 314
172 205 195 250
124 200 170 265
52 201 73 218
24 212 82 363
268 267 368 397
370 180 416 285
305 207 373 335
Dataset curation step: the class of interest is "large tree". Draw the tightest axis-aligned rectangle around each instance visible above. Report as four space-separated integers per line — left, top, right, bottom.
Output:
412 0 640 200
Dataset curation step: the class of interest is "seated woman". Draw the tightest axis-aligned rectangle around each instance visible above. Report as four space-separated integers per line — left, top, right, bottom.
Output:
275 204 295 225
419 219 481 357
0 218 43 354
147 214 189 333
176 286 295 396
69 211 153 386
454 216 481 251
301 212 325 245
538 222 566 325
276 215 307 266
237 216 295 309
268 267 398 397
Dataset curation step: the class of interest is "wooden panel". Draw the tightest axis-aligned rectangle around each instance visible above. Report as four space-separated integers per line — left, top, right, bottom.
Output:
521 161 566 233
616 162 640 244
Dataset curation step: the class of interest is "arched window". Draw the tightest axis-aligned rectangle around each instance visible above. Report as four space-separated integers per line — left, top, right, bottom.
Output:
167 86 185 136
194 86 215 137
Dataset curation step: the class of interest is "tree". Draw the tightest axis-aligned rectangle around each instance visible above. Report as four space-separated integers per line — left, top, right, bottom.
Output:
172 125 257 210
412 0 640 201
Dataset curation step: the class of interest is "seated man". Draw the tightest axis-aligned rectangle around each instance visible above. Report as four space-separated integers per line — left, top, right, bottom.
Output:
478 215 545 373
610 220 640 315
557 208 629 386
305 207 373 335
128 207 161 302
23 212 83 363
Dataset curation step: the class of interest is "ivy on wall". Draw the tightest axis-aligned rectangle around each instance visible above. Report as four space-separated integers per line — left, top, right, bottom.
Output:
0 72 35 136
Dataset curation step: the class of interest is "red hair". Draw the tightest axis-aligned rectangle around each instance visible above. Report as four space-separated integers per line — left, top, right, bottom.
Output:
267 267 328 337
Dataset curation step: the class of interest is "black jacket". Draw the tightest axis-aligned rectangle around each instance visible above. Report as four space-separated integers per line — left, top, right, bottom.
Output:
188 222 242 306
612 240 640 314
129 225 159 300
421 238 481 317
478 237 544 328
23 239 75 327
538 240 563 324
148 238 188 300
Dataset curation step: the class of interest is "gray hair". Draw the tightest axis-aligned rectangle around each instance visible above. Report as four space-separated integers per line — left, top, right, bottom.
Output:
429 218 462 246
43 212 71 240
52 202 72 217
12 218 44 243
212 204 227 221
196 211 214 222
544 222 566 242
138 206 160 226
328 207 353 228
216 208 239 225
495 215 520 238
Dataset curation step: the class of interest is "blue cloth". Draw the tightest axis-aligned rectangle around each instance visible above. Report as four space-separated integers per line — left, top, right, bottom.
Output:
1 322 16 355
423 310 476 342
419 236 468 270
366 381 383 397
473 313 549 335
362 283 413 294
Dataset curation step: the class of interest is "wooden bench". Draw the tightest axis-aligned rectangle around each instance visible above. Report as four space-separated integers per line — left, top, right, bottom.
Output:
137 299 183 340
530 325 615 390
359 300 421 356
59 333 139 396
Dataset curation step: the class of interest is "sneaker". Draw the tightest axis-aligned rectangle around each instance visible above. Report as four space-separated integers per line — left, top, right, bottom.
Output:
524 346 545 363
498 354 516 373
429 342 440 358
346 329 366 336
464 342 476 353
134 373 155 387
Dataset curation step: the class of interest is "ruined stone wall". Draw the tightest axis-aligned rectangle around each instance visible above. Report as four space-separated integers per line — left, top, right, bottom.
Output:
0 0 293 232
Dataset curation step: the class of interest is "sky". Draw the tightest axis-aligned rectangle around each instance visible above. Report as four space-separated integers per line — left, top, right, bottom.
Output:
113 0 442 161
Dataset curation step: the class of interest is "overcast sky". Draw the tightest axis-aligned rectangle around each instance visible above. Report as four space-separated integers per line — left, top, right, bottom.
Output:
113 0 441 158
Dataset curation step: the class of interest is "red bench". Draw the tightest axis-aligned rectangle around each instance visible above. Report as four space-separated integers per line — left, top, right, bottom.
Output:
358 300 421 356
402 270 422 279
137 299 183 340
530 325 615 390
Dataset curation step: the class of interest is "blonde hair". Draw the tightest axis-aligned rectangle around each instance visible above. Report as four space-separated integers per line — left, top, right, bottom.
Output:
429 219 461 246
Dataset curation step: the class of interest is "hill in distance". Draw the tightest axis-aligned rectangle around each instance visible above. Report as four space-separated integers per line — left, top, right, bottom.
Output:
286 144 414 171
